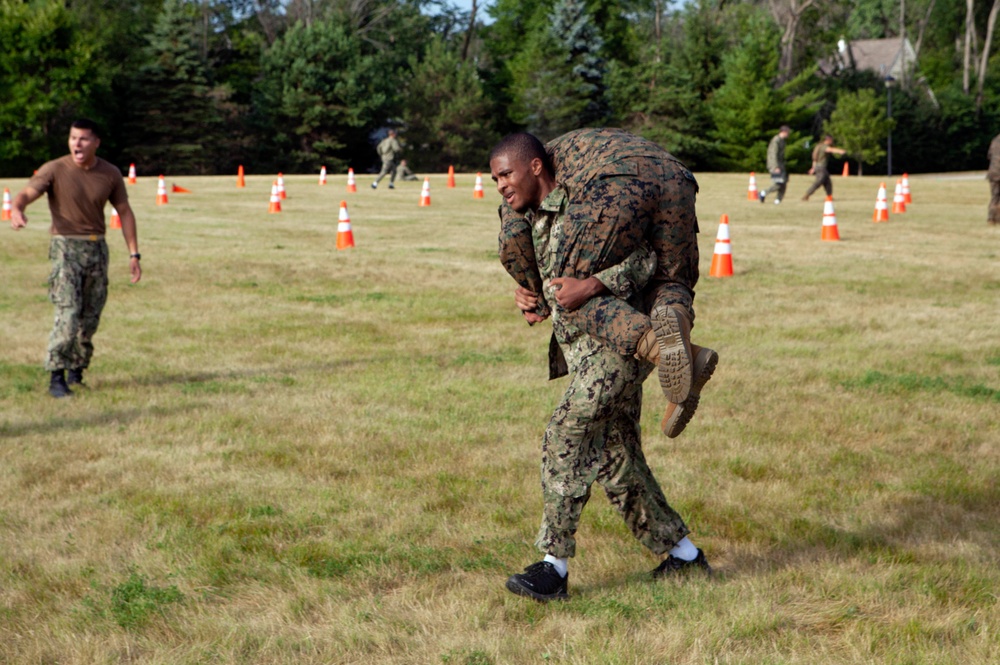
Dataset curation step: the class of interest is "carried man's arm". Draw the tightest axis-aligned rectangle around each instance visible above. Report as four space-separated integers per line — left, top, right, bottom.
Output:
550 242 657 311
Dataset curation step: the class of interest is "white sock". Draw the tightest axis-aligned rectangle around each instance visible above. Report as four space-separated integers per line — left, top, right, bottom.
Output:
668 537 699 562
543 554 568 577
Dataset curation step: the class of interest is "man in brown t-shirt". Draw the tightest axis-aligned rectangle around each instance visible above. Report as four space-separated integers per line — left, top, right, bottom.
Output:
802 135 846 201
10 118 141 397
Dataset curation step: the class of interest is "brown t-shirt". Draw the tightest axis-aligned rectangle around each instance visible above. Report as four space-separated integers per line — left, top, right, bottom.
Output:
811 143 829 172
28 155 128 236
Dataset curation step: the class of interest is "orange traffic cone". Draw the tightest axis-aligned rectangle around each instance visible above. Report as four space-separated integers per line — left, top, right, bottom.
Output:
902 173 912 203
346 168 357 193
319 165 327 186
156 175 168 205
337 200 355 250
419 177 431 206
473 172 485 199
892 179 906 214
172 184 192 194
276 173 287 199
873 183 889 223
109 206 122 229
709 214 734 278
1 188 11 221
268 181 282 213
447 165 456 188
237 164 245 188
747 173 758 201
128 163 137 184
821 196 840 241
842 162 849 177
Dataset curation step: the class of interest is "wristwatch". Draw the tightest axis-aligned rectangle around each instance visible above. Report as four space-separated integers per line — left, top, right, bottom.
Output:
130 253 141 260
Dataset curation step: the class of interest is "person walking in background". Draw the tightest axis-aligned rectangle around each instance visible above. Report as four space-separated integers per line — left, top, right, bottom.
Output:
987 133 1000 225
760 125 790 205
802 135 846 201
394 158 419 182
9 118 141 398
371 129 402 189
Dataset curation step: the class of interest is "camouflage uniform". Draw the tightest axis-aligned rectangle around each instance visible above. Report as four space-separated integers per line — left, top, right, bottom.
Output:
373 134 403 187
45 236 109 371
763 132 788 201
498 128 700 378
804 142 834 198
987 134 1000 224
395 162 419 181
527 184 690 559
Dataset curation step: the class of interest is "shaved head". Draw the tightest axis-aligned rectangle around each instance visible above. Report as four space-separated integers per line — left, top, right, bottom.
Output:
489 133 553 177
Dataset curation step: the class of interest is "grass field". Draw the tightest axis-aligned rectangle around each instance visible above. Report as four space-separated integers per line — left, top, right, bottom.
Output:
1 167 998 664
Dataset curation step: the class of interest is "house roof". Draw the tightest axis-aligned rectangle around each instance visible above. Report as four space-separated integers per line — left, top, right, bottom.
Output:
839 38 917 80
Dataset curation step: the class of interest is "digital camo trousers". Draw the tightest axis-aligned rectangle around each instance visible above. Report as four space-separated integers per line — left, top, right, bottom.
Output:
374 158 398 185
536 346 689 558
45 237 109 371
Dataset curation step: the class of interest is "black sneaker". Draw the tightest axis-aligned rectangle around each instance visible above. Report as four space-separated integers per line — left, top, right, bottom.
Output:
49 370 73 398
388 183 395 189
651 548 711 578
505 561 569 601
67 368 84 386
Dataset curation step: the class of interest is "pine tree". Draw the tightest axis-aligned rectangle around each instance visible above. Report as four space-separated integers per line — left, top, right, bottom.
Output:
509 0 610 139
708 11 820 172
552 0 610 128
402 37 499 172
124 0 221 175
823 89 892 176
0 0 100 175
254 17 396 172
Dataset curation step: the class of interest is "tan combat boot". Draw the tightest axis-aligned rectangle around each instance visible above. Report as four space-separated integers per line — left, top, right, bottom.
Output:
650 304 695 403
661 344 718 438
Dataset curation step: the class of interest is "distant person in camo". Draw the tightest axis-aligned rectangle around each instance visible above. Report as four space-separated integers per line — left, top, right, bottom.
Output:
987 132 1000 224
8 118 142 398
394 158 419 182
759 125 790 205
371 129 403 190
802 135 846 201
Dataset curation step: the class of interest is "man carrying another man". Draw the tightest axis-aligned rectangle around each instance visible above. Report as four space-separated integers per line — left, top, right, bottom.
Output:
490 129 716 602
9 118 141 398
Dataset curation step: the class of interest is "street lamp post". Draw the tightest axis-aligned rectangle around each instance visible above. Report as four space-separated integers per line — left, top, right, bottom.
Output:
885 75 895 177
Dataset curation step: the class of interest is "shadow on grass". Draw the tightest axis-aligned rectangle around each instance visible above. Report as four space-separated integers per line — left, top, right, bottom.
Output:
0 359 372 438
0 403 202 439
705 480 999 579
93 358 370 390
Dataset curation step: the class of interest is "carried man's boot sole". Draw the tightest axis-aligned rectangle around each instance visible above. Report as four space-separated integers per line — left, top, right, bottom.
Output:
651 305 694 403
662 346 718 438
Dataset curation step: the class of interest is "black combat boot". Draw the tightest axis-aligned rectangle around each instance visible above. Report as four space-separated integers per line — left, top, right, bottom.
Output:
505 561 569 602
49 370 73 398
651 548 712 578
67 368 85 386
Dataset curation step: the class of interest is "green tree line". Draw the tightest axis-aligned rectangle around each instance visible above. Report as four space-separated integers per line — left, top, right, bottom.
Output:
2 0 999 177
